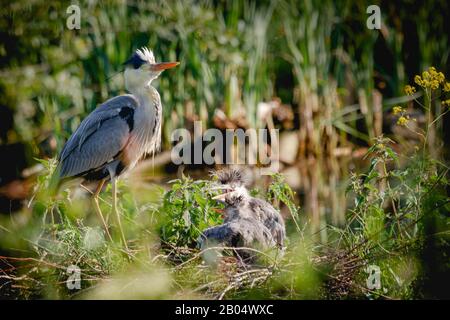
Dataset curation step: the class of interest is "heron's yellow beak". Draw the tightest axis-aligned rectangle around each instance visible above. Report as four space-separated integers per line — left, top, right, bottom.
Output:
211 185 234 201
151 62 180 71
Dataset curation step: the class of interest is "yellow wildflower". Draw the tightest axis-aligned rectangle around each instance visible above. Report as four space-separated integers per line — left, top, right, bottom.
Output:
442 99 450 107
443 82 450 92
428 67 445 82
431 80 439 90
392 106 403 115
404 85 416 95
414 75 423 87
414 67 446 90
397 116 409 126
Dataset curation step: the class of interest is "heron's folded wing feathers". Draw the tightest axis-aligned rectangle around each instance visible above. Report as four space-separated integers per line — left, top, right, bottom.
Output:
201 223 237 244
250 198 286 246
59 95 139 178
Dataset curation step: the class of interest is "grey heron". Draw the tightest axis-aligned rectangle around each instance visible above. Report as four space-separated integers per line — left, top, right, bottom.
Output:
199 168 286 264
54 47 179 248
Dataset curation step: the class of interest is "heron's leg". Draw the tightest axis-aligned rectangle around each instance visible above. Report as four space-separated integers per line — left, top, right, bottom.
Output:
111 177 128 250
93 179 112 241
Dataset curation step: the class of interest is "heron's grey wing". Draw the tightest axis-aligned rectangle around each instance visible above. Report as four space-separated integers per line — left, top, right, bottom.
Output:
197 223 238 265
199 219 271 248
249 198 286 247
199 219 276 265
198 223 237 248
59 95 139 178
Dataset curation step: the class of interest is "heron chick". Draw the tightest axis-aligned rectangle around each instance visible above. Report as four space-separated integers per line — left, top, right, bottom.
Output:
53 47 179 248
198 168 286 264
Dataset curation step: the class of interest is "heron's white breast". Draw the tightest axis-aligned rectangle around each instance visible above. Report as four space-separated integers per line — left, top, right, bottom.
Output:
123 88 161 169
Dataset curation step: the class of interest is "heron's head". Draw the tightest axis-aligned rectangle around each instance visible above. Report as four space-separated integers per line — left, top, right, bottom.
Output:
123 47 179 91
210 168 250 206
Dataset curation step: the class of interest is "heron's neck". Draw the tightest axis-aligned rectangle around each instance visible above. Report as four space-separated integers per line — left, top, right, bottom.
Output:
127 84 157 104
126 83 149 95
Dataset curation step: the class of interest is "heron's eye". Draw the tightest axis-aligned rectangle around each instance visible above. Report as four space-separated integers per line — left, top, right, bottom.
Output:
132 59 146 69
124 53 147 70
